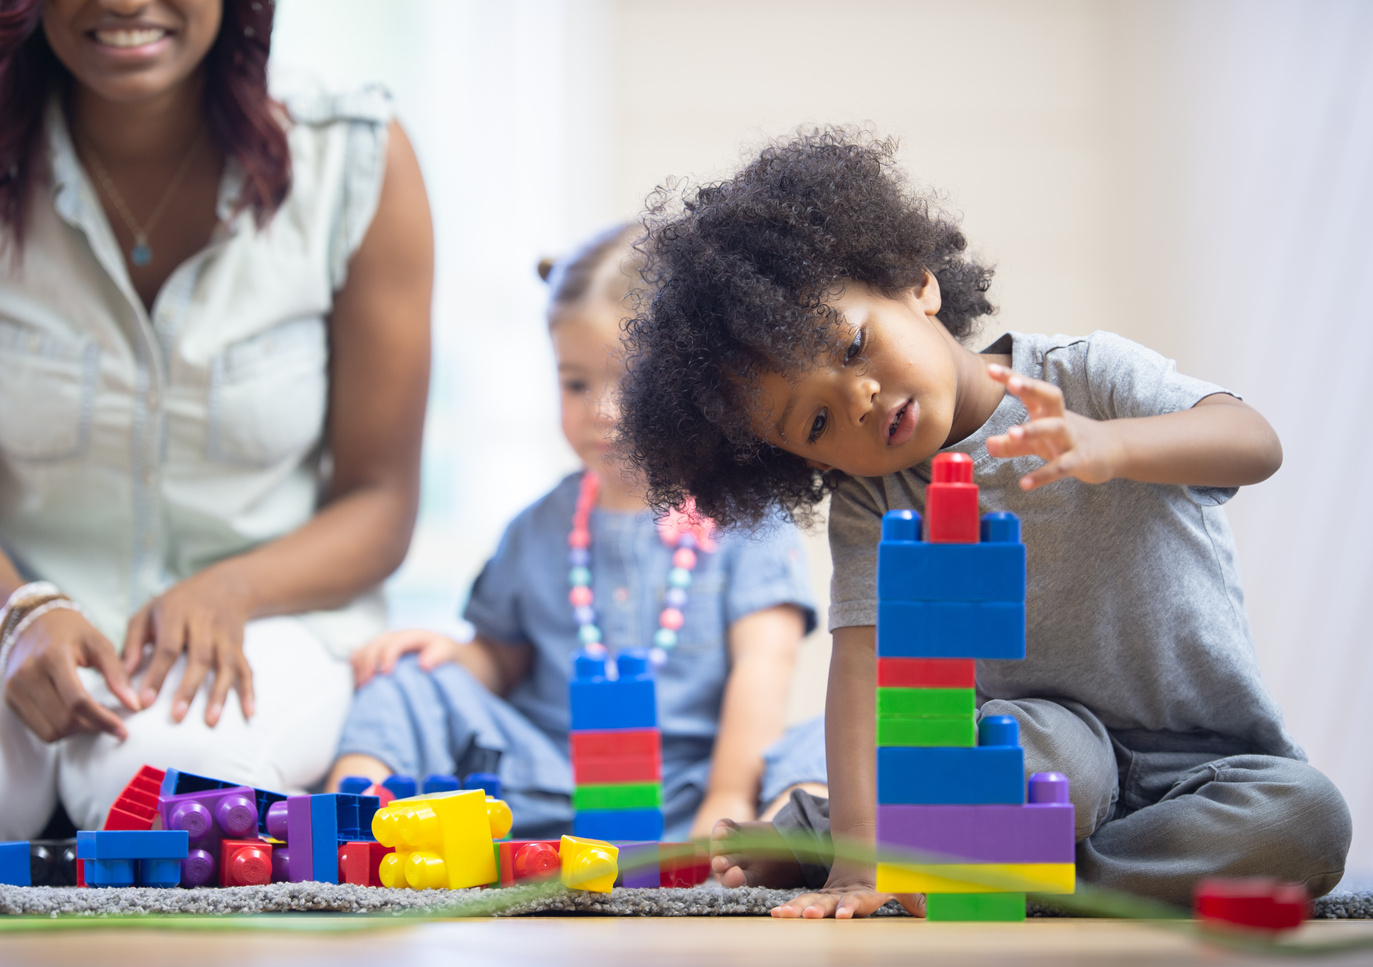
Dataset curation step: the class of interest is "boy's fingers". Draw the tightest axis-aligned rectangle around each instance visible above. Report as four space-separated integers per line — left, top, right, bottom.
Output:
987 419 1070 460
771 892 834 918
1019 454 1075 491
1003 372 1066 419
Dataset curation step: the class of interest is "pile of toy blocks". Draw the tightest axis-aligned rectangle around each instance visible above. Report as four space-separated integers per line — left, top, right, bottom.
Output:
873 452 1076 922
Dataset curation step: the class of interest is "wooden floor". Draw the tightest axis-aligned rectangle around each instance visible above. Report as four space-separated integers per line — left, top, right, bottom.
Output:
3 916 1373 967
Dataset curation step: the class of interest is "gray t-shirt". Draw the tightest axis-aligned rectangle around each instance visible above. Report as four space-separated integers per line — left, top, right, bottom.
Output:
829 331 1301 759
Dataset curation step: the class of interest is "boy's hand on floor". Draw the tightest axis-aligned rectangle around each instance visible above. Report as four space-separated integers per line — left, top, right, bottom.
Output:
351 628 460 687
770 878 926 920
690 792 756 840
985 364 1123 491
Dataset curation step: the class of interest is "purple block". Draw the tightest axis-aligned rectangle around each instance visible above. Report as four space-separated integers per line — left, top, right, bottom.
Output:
271 846 291 883
876 802 1075 863
266 800 290 840
182 848 216 888
616 842 659 889
159 786 258 848
286 795 314 882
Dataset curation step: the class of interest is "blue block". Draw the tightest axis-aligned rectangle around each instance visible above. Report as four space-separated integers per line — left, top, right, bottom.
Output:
76 830 190 860
139 858 183 888
338 776 372 795
877 746 1026 804
573 809 665 842
0 841 30 886
570 678 658 730
384 774 418 799
463 772 502 800
309 794 380 883
876 601 1025 659
85 858 136 887
423 774 461 794
877 541 1025 603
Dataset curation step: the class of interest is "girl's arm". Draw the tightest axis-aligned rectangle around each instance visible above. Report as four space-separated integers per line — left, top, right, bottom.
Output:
124 121 434 726
688 604 806 838
985 365 1282 491
351 629 533 697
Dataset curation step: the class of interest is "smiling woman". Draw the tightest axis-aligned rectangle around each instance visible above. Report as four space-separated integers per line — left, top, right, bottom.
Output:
0 0 433 839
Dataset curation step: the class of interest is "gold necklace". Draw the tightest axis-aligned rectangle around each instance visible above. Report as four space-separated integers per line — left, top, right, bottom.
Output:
81 132 203 268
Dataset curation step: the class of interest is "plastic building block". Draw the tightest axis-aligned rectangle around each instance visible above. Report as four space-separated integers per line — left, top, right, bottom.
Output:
160 769 286 835
558 835 618 893
496 840 562 887
876 746 1025 804
462 772 502 800
28 840 78 886
569 651 658 731
978 714 1021 747
876 601 1026 659
338 776 372 795
1194 879 1309 932
383 775 418 800
338 841 394 887
569 728 661 759
75 830 189 888
876 658 976 689
926 892 1026 922
103 765 166 830
876 716 976 747
616 842 660 889
925 453 980 543
371 789 507 890
422 774 461 795
220 839 273 887
875 861 1074 894
572 808 665 842
310 793 381 884
0 841 30 885
572 754 662 785
877 540 1025 603
572 782 664 812
1029 771 1070 803
363 783 397 807
875 686 975 718
658 843 710 888
876 803 1075 863
285 795 313 882
159 785 261 887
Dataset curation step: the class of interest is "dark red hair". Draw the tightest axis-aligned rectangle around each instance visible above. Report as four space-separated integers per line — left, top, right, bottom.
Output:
0 0 291 245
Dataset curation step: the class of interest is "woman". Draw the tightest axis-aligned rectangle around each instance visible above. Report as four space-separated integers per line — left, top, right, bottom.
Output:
0 0 433 837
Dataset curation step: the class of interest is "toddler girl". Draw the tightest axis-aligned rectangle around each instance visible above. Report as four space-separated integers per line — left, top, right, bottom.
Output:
327 225 826 841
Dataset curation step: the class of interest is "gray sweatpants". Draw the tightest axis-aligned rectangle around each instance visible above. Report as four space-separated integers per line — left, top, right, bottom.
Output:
775 698 1352 905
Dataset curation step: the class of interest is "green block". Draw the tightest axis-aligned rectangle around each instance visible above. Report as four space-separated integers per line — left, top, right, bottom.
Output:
875 686 975 718
925 892 1026 922
573 782 664 811
876 715 976 747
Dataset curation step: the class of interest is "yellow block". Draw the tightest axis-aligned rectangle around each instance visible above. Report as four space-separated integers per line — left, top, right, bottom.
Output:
875 862 1075 894
559 835 619 893
371 789 509 889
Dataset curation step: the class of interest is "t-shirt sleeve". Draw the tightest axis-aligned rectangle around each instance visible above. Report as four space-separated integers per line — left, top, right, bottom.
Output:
826 476 888 631
1051 331 1239 505
461 517 533 646
722 520 819 634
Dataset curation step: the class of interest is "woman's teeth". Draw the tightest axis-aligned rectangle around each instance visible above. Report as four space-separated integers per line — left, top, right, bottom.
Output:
95 28 168 48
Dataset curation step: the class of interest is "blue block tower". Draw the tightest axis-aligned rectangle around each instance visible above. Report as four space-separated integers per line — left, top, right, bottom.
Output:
874 452 1075 921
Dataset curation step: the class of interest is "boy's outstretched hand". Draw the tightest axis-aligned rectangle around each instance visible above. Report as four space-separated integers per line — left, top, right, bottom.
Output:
985 364 1121 491
771 880 926 920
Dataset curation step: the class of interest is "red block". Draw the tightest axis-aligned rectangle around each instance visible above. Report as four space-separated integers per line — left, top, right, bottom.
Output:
220 839 273 887
570 728 661 759
926 453 980 544
363 783 396 807
102 765 167 831
1194 878 1309 932
658 843 710 888
496 840 562 887
338 841 394 887
572 753 662 785
877 657 976 688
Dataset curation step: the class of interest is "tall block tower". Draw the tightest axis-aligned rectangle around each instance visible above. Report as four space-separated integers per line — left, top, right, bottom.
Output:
874 452 1076 922
568 650 665 843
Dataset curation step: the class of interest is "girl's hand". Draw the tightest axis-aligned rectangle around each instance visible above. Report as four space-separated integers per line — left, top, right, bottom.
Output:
770 873 926 919
122 569 255 728
351 629 461 688
5 607 141 742
689 791 756 841
985 364 1123 490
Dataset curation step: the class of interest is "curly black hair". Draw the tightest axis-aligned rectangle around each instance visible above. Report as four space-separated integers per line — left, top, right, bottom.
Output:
619 127 996 530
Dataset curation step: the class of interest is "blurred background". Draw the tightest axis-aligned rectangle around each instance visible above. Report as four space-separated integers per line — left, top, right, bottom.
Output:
269 0 1373 886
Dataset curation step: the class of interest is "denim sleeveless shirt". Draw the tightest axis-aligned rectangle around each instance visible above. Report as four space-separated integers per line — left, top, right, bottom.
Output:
0 82 393 657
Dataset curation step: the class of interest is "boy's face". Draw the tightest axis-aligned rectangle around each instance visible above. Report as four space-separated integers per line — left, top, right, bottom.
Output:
752 279 960 477
552 300 631 481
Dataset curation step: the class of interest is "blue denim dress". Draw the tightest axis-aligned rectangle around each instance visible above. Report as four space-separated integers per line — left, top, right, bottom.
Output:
339 473 825 840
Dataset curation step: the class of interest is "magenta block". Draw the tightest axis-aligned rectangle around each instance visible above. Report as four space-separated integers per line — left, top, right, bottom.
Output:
876 802 1075 864
286 795 314 882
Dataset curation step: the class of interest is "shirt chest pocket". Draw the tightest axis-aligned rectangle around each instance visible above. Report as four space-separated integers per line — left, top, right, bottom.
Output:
671 570 729 653
0 318 98 461
206 316 329 467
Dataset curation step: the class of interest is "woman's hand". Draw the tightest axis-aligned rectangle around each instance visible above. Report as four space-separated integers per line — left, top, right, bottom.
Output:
689 791 756 841
350 629 462 688
4 607 141 742
122 568 256 727
985 364 1123 491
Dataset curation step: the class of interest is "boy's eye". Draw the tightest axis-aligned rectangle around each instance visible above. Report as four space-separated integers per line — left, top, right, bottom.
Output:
807 409 828 444
843 327 865 365
562 379 589 395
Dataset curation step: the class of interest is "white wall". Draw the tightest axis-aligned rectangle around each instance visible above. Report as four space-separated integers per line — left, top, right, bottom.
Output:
272 0 1372 884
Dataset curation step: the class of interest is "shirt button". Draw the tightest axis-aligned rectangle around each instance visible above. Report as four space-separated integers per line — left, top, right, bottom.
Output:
614 587 629 603
143 470 157 486
147 392 159 409
142 533 155 548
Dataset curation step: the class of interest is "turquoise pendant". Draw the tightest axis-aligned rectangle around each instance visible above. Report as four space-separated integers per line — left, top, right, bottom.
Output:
131 242 152 266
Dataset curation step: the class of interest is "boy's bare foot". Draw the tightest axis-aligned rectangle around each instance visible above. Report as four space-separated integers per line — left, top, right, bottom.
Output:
771 883 926 920
710 819 806 888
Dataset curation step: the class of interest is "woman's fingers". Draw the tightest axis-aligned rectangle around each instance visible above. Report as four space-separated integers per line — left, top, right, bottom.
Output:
236 645 256 720
83 625 141 713
204 630 236 728
122 606 151 676
139 615 186 710
48 647 128 740
171 631 212 724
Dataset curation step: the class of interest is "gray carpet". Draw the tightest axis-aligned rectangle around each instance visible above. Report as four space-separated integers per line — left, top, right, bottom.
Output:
1 882 1369 919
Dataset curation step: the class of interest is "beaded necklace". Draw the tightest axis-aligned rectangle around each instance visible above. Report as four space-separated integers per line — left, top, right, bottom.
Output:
567 472 715 666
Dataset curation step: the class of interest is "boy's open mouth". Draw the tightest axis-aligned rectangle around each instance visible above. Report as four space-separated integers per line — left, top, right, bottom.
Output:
886 399 917 447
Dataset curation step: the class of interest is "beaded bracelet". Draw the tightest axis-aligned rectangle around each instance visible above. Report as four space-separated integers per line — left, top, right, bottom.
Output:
0 581 64 653
0 586 80 680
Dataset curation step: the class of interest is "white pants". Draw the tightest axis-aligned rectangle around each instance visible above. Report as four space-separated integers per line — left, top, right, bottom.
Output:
0 615 352 838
